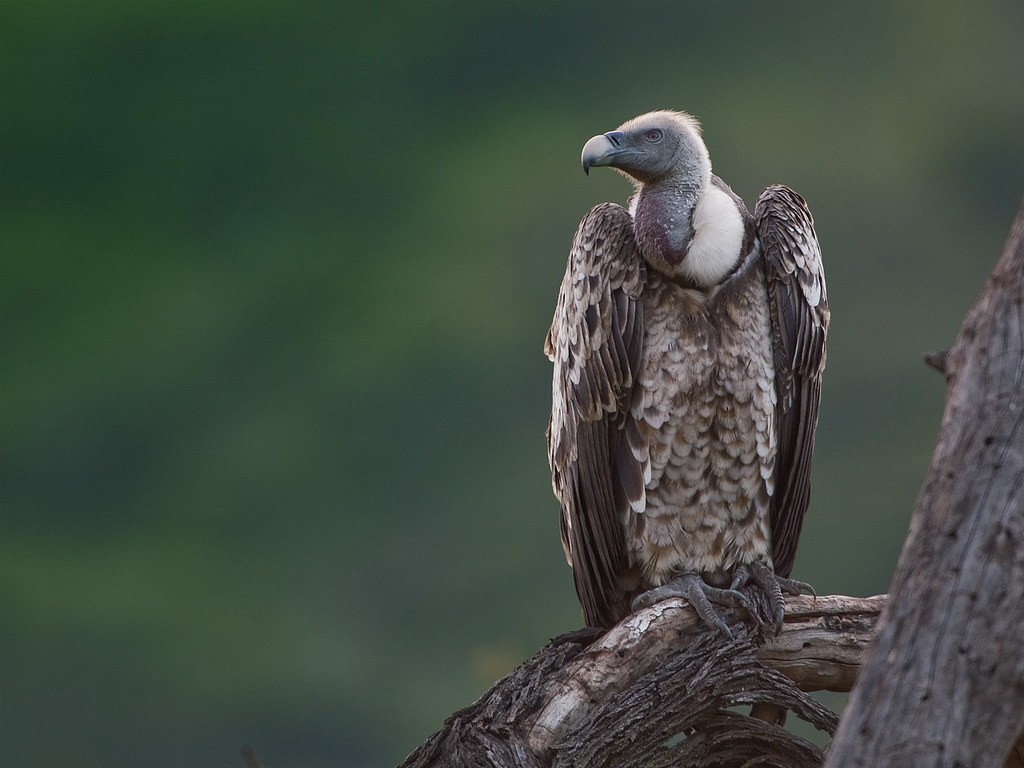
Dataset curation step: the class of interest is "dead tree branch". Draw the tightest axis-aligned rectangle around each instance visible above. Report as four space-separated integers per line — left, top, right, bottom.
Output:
401 594 883 768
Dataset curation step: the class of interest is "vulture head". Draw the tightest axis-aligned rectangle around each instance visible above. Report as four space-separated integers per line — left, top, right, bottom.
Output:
581 110 711 189
579 110 743 285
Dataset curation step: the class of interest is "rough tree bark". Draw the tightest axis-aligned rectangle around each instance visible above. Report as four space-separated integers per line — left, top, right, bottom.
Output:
401 595 883 768
400 200 1024 768
823 201 1024 767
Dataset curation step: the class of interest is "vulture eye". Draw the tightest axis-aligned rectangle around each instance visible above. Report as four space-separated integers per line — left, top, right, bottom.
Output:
644 129 663 142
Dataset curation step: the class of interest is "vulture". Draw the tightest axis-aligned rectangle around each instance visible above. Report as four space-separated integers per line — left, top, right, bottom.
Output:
545 110 829 633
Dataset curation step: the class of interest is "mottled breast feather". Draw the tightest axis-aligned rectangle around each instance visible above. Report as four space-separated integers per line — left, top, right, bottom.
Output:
755 185 830 579
545 202 646 629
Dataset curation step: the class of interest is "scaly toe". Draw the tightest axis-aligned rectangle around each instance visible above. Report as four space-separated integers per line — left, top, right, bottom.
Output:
777 575 815 598
631 572 753 637
631 583 684 613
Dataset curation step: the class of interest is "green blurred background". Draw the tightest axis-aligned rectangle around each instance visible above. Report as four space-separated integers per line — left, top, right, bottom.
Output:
2 1 1022 766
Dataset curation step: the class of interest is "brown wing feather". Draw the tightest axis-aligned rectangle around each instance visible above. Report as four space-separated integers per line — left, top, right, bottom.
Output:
755 185 829 578
546 202 646 628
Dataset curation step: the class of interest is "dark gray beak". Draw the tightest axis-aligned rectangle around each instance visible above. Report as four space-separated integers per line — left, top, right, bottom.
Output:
581 131 627 175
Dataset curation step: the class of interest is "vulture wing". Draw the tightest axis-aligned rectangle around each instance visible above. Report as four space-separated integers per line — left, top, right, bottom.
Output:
755 185 830 579
545 202 646 628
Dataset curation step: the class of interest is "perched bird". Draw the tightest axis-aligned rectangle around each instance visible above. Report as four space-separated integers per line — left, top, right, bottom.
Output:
545 110 829 633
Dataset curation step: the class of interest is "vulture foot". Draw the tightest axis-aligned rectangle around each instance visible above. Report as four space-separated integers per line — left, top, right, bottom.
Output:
631 572 751 638
730 560 814 634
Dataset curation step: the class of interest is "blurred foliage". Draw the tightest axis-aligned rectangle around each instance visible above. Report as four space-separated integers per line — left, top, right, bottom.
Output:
1 1 1022 766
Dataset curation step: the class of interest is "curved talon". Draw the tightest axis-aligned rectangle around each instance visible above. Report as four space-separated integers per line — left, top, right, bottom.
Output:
730 564 751 591
730 561 817 635
777 575 815 598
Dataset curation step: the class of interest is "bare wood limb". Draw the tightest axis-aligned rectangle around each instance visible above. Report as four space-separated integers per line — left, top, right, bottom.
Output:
824 198 1024 768
758 594 886 692
401 593 883 768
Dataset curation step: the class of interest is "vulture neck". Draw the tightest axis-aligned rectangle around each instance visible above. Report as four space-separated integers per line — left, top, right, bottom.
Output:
632 175 745 291
632 178 703 273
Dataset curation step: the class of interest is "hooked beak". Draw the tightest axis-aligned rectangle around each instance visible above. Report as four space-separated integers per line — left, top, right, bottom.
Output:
581 131 628 175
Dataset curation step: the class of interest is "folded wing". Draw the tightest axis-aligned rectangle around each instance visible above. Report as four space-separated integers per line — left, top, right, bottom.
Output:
545 202 647 628
755 185 830 579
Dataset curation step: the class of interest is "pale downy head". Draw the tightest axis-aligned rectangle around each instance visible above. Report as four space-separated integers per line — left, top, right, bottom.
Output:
580 110 711 189
580 110 745 287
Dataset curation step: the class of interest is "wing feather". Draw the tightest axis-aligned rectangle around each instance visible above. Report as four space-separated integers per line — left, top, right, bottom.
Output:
547 202 646 628
755 185 829 579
